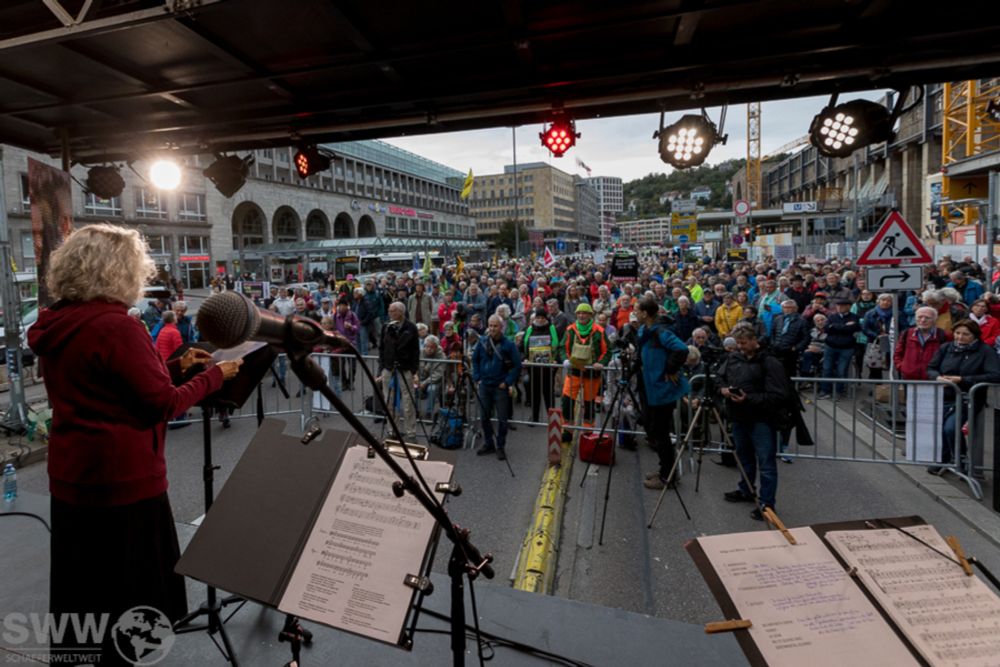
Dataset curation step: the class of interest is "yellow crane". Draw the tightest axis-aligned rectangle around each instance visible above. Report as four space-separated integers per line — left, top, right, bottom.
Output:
941 80 1000 234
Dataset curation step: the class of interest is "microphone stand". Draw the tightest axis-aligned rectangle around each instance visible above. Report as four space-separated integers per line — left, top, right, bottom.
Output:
281 330 495 667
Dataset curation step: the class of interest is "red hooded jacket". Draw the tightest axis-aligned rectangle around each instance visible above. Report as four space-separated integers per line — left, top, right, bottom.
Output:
28 300 224 506
893 326 951 380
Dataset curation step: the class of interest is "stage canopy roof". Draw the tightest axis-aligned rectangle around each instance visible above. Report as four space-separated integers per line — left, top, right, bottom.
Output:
1 0 999 162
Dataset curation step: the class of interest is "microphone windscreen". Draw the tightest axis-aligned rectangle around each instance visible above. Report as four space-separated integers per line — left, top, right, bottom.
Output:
197 291 258 349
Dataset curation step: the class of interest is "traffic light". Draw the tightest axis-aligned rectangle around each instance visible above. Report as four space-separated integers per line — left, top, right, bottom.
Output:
293 145 331 178
743 226 752 242
539 119 579 158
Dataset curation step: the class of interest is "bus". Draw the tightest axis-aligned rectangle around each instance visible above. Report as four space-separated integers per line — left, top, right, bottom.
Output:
334 252 446 283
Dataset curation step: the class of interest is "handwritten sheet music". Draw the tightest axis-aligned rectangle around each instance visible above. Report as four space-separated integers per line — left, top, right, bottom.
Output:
826 526 1000 667
697 527 919 667
278 446 452 644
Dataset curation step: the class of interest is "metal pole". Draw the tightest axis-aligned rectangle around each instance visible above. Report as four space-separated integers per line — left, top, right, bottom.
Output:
890 288 898 380
0 150 28 431
512 127 519 258
852 153 860 259
989 170 998 289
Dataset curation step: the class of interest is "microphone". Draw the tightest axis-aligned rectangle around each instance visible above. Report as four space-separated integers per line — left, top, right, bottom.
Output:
197 291 353 352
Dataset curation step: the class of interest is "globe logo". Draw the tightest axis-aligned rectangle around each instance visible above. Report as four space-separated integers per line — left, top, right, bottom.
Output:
111 606 176 666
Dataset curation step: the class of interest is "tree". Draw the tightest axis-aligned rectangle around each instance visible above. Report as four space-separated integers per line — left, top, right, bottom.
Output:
495 218 528 255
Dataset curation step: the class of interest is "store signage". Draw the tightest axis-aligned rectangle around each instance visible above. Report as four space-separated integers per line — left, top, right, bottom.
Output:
180 255 210 262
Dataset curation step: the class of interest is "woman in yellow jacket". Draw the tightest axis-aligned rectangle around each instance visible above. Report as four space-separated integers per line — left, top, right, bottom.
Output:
714 292 743 337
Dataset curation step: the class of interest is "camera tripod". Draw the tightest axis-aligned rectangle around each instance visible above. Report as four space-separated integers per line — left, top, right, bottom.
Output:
647 389 761 530
455 359 515 477
578 354 670 544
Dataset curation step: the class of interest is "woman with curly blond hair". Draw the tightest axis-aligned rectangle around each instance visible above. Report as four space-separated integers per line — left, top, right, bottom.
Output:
28 223 242 665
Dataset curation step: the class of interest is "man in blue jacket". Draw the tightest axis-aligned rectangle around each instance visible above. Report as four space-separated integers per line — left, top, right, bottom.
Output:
635 296 691 490
472 314 522 460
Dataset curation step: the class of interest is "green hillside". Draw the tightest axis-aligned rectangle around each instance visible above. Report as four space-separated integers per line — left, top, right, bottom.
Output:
621 158 742 219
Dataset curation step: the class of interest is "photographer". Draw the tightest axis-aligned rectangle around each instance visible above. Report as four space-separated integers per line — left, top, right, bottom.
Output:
634 297 691 491
718 324 791 520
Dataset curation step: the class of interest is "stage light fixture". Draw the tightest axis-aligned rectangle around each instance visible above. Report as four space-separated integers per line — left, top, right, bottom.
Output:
294 145 331 179
654 112 721 169
149 159 182 190
203 154 255 198
539 119 579 158
987 98 1000 123
85 165 125 199
809 99 894 158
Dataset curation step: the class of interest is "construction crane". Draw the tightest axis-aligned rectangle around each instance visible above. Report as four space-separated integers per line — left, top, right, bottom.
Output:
941 80 1000 233
746 101 809 210
746 103 761 209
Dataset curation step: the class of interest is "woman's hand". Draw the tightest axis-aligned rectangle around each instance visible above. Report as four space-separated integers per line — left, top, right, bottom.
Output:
217 359 243 380
179 348 214 373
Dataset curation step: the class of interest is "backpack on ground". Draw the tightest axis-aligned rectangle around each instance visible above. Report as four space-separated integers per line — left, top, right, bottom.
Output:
431 408 464 449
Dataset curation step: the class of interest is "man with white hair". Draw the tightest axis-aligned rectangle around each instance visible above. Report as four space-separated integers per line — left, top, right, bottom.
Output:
416 335 446 419
378 302 420 441
472 315 522 460
894 305 951 380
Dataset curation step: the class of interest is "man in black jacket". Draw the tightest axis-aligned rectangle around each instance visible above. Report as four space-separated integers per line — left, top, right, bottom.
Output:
820 298 860 399
378 301 420 441
718 325 791 520
770 300 811 378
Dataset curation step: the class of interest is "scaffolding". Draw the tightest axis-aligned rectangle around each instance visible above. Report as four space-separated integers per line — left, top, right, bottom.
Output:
941 79 1000 231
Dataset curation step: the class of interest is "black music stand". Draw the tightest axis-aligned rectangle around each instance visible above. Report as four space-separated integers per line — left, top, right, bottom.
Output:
176 420 456 663
170 342 277 665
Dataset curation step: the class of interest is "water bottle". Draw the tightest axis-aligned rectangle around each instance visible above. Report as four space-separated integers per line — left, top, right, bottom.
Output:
3 463 16 502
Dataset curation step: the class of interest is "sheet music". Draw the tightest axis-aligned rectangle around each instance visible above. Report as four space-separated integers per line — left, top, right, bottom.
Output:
826 525 1000 667
278 446 452 644
210 340 267 362
697 527 920 667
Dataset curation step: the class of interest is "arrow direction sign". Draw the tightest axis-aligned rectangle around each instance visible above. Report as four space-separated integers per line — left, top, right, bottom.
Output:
866 266 924 291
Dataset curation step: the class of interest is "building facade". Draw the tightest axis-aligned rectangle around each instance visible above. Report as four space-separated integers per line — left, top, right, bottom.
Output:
468 162 601 251
1 139 476 288
616 217 671 246
585 175 623 247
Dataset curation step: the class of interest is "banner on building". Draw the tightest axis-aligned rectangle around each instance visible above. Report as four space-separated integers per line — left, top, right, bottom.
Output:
28 158 74 308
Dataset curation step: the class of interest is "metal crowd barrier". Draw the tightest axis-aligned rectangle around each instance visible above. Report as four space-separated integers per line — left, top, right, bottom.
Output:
169 350 993 501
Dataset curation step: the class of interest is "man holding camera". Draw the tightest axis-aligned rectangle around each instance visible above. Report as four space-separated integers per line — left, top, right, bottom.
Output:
472 315 522 460
718 324 791 520
634 297 691 490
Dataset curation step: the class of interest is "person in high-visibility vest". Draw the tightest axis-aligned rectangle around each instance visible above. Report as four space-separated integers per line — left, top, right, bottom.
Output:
560 303 610 442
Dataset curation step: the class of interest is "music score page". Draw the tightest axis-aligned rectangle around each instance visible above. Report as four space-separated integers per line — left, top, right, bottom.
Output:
279 446 452 644
697 527 919 667
826 526 1000 667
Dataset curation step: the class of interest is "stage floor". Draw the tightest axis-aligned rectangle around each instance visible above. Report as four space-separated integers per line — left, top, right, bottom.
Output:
1 491 746 666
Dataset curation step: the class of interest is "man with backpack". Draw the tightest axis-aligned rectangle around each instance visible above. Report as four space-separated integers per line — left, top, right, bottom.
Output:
634 297 691 491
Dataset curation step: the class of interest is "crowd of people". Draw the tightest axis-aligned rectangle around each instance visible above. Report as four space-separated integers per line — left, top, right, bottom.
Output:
139 248 1000 510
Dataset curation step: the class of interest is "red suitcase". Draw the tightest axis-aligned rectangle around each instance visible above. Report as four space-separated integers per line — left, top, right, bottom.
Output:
579 432 614 465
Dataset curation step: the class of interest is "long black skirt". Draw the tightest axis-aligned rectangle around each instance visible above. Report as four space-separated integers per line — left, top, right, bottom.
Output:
50 492 187 665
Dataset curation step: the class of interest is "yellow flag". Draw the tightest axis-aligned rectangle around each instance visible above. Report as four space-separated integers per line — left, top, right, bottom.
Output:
422 252 433 277
460 169 474 200
455 254 465 276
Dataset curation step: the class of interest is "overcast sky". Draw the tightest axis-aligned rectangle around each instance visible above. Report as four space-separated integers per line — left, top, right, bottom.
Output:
384 91 888 183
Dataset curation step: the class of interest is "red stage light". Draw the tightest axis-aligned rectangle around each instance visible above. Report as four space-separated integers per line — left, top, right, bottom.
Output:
539 120 579 158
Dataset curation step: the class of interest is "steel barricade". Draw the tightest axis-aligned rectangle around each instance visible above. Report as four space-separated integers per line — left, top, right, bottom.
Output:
166 352 311 428
789 376 981 499
963 382 1000 486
